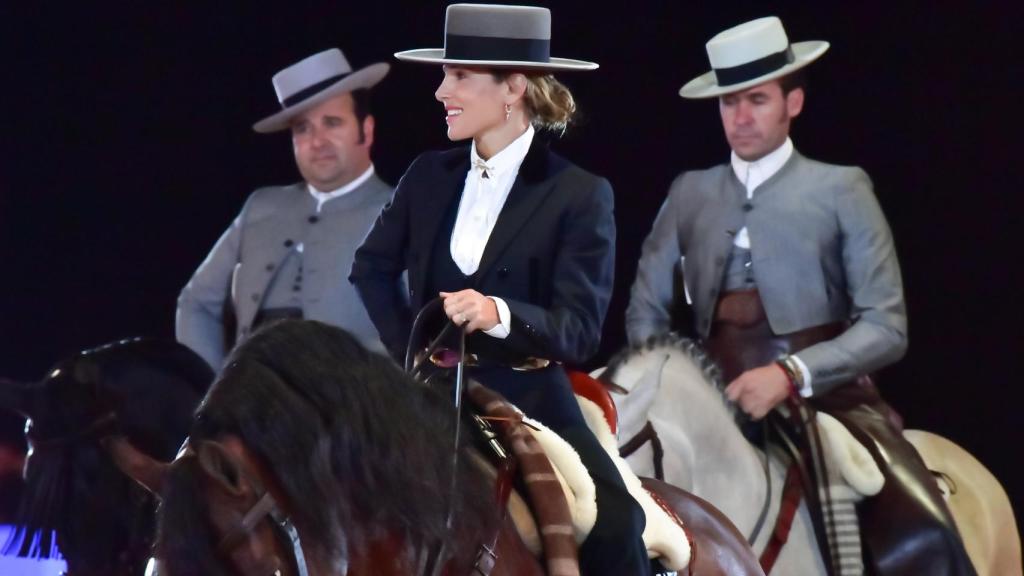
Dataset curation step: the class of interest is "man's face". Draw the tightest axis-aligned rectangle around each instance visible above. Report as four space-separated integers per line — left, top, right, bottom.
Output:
291 92 373 192
719 80 804 161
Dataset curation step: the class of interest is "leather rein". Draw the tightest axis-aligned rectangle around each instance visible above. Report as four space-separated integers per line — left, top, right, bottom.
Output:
406 298 515 576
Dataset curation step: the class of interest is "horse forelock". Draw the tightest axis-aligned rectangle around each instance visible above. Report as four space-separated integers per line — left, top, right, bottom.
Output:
182 320 499 568
156 455 233 576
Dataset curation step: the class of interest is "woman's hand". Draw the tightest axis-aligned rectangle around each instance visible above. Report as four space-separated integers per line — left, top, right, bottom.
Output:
440 290 499 333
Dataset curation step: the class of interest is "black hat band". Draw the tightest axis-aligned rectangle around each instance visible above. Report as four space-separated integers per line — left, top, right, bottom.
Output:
281 72 349 108
713 46 795 87
444 33 551 63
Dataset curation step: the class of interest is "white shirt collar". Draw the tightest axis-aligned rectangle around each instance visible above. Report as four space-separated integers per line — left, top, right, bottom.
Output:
470 125 535 178
730 137 794 195
307 164 375 211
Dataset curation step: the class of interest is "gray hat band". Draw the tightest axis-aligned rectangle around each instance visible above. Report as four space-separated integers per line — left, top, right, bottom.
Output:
444 33 550 63
713 46 794 87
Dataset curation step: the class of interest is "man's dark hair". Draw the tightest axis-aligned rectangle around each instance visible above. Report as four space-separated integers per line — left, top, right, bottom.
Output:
351 88 372 143
778 70 807 95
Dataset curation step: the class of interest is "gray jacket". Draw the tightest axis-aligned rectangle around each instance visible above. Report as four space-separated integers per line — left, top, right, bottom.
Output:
626 151 907 394
177 175 393 369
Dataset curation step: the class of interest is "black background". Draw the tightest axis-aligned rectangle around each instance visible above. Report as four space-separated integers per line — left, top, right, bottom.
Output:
3 2 1021 533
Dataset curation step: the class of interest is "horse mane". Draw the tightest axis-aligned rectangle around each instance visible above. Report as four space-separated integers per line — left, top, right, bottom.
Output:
3 339 211 573
158 320 498 572
605 333 723 390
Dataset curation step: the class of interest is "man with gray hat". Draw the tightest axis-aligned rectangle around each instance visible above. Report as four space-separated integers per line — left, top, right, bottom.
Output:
177 48 394 369
627 16 974 576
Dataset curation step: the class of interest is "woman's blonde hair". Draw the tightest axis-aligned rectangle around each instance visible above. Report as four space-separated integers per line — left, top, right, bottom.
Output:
494 72 577 134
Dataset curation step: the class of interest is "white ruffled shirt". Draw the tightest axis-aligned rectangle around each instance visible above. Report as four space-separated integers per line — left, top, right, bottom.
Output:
729 138 813 396
448 126 536 339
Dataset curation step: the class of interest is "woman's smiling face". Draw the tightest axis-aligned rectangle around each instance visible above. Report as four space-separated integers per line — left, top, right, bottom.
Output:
434 65 510 142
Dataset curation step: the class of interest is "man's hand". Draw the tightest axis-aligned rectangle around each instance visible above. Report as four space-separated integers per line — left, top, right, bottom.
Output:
724 364 793 420
440 290 499 334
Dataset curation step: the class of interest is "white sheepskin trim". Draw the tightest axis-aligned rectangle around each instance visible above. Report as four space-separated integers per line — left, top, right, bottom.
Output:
523 416 599 542
817 412 885 497
576 396 691 571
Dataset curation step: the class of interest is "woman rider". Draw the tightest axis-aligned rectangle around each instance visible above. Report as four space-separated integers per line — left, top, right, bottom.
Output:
351 5 650 575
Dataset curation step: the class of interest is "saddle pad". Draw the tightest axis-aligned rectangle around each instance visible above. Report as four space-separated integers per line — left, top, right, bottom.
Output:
574 396 692 571
466 381 691 572
816 412 884 497
519 398 692 570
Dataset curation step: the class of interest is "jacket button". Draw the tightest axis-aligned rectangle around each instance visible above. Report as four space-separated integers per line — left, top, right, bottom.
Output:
409 288 416 296
308 215 319 224
251 293 260 302
743 203 753 212
265 263 275 272
284 239 294 248
498 267 509 279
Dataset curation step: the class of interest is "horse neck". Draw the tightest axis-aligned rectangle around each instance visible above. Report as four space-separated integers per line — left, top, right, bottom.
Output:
649 351 769 516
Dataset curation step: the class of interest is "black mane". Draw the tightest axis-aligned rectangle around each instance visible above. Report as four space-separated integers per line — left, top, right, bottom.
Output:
158 320 497 574
3 338 211 574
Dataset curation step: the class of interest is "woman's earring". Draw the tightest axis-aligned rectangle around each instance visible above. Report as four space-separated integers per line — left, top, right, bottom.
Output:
505 103 512 122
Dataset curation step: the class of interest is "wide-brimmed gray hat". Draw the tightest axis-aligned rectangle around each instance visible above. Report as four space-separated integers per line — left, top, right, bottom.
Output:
253 48 389 133
395 4 597 71
680 16 828 99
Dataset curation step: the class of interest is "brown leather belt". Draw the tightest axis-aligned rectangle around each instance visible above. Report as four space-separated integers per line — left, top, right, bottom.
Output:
706 289 843 384
427 348 551 371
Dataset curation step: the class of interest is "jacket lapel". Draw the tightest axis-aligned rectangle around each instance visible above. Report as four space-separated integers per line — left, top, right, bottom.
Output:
411 151 470 299
474 139 554 283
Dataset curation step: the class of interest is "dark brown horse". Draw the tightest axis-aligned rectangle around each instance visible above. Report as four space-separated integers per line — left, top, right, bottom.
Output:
111 320 536 576
0 338 212 576
109 320 763 575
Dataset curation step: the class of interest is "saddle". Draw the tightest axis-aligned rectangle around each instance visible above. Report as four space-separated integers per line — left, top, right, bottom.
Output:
466 379 693 573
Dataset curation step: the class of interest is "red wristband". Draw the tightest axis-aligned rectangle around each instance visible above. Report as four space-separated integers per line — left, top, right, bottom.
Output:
775 361 800 398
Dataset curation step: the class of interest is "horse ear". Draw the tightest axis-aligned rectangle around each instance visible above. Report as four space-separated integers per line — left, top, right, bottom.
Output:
0 377 40 418
103 436 170 495
196 441 253 498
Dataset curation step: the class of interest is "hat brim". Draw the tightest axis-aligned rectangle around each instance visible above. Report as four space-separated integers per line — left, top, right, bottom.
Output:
679 41 828 99
252 62 391 133
394 48 598 71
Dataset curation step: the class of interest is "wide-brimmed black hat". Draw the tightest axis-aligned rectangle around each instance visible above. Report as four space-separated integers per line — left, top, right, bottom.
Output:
395 4 597 71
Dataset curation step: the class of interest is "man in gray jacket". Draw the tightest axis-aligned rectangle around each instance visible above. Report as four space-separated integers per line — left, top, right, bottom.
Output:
177 48 393 369
627 17 973 575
